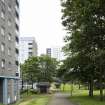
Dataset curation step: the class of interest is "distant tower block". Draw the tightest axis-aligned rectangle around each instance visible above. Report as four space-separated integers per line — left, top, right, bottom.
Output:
19 37 38 64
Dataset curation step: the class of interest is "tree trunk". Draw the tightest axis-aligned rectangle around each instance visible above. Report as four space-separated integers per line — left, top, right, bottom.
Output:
71 81 73 96
99 75 103 101
32 81 34 89
26 82 28 95
99 62 104 101
63 83 65 91
31 75 34 89
89 77 93 97
88 82 89 90
22 80 24 90
78 81 81 90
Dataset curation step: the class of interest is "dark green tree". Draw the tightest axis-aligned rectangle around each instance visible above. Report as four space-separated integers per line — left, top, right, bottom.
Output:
38 55 58 82
61 0 105 100
21 55 58 89
20 57 39 89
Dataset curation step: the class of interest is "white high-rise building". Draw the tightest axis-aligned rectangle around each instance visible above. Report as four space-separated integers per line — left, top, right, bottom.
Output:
46 46 65 61
19 37 38 64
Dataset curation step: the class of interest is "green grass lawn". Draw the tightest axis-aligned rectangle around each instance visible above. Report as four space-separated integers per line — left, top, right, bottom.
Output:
14 91 52 105
70 95 105 105
60 83 79 92
26 95 50 105
70 89 105 105
61 84 105 105
18 95 51 105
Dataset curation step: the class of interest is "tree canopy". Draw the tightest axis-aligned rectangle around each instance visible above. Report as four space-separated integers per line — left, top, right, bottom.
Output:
60 0 105 100
21 55 58 87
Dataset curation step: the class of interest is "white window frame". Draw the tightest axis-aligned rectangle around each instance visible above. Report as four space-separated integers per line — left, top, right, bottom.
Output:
8 61 12 70
1 0 5 2
1 10 5 19
1 43 5 52
1 27 5 36
8 48 11 55
8 33 11 41
8 5 12 12
1 59 5 68
8 19 12 26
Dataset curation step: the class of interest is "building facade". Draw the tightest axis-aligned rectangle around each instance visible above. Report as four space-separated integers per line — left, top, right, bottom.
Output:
46 47 65 61
46 48 51 57
0 0 20 104
19 37 38 64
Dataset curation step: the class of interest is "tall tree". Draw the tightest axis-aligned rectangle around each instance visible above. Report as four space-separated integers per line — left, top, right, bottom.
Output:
21 55 58 89
61 0 105 100
21 57 39 89
38 55 58 82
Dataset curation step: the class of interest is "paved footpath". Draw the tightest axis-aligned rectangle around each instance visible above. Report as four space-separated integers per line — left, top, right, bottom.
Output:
49 92 75 105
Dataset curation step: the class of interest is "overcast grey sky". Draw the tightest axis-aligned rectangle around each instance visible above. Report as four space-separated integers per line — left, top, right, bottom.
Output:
20 0 66 55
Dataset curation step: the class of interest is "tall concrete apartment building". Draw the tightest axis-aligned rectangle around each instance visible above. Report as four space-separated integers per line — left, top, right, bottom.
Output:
46 47 65 61
19 37 38 64
0 0 20 104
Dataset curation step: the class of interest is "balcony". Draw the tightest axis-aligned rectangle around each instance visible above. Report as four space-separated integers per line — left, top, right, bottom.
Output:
15 17 19 26
15 23 19 31
15 54 19 61
15 60 19 66
16 72 19 77
15 44 19 51
15 29 19 36
15 0 19 8
15 36 19 43
15 10 19 19
15 5 19 13
15 48 19 54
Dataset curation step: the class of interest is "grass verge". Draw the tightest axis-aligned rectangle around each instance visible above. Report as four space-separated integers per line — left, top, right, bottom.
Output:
25 95 50 105
14 91 52 105
61 84 105 105
70 95 105 105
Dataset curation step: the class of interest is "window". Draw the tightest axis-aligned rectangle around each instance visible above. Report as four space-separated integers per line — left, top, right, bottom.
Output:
15 61 19 66
8 19 12 26
1 27 5 36
1 10 5 19
8 33 12 41
28 52 32 56
16 72 19 77
28 43 32 45
8 48 11 55
15 23 19 31
1 59 5 68
8 4 12 12
15 48 19 54
15 0 19 8
28 47 32 50
9 61 11 65
1 43 5 52
8 61 11 69
1 0 5 2
15 36 19 43
15 10 19 19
